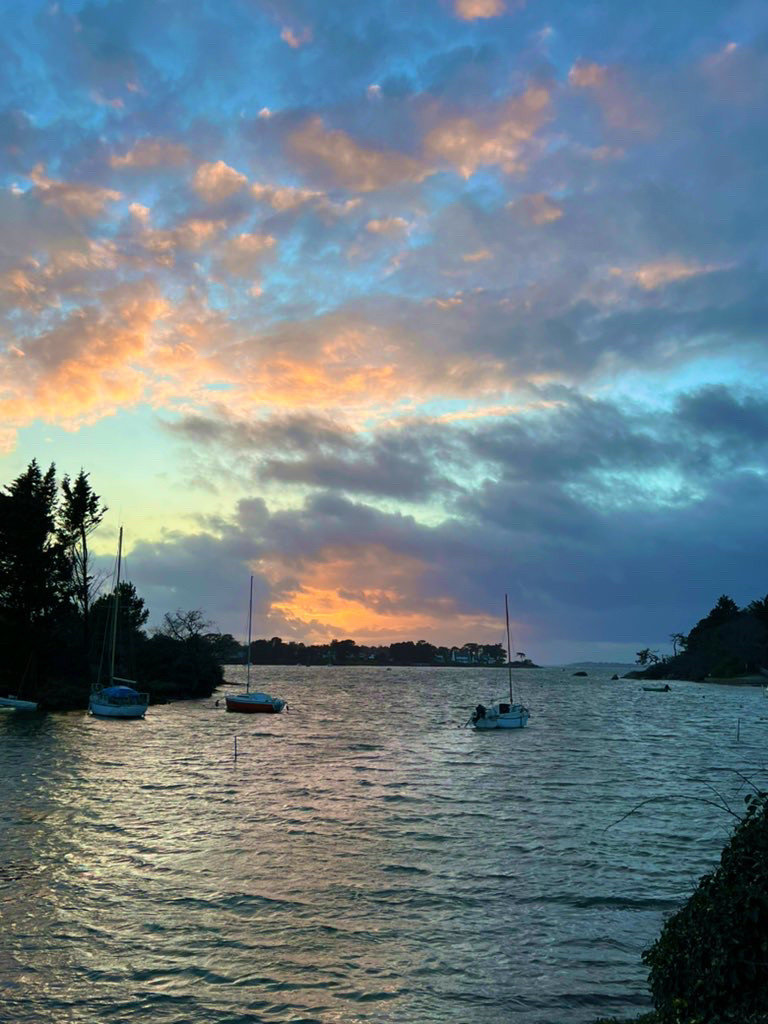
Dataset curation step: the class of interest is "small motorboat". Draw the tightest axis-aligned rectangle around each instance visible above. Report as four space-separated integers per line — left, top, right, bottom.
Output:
642 684 671 692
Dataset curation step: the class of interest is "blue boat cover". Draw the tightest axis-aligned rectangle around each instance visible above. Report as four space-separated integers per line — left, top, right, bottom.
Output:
101 685 140 697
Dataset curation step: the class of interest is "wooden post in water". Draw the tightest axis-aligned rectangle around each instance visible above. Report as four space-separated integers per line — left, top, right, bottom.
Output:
234 736 238 761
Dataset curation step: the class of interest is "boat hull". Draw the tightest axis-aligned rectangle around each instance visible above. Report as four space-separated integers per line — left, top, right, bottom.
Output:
225 693 285 714
0 696 39 711
89 700 148 718
471 702 530 730
89 685 149 718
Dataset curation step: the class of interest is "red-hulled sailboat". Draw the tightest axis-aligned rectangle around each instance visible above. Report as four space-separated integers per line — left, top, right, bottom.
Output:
224 576 286 714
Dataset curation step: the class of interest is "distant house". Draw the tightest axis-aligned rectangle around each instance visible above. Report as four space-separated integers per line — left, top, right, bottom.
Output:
450 647 472 664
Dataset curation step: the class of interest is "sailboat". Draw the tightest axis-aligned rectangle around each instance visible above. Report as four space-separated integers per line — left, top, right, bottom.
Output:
468 594 530 730
88 528 149 719
224 576 285 714
0 656 39 711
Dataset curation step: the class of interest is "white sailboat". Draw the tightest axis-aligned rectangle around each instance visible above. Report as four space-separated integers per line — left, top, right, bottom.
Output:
469 594 530 730
224 576 285 714
88 528 149 719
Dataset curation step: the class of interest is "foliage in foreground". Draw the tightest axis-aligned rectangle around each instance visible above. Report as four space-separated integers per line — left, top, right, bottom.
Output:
642 791 768 1024
595 793 768 1024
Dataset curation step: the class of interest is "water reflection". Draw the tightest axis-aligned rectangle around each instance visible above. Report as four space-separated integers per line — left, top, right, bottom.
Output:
1 667 765 1023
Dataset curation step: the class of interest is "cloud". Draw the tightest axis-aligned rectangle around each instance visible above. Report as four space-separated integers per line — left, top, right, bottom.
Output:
192 160 249 202
215 231 277 277
28 165 122 219
508 193 563 224
251 181 325 211
281 25 312 49
423 85 550 177
366 216 410 236
611 260 726 290
568 61 608 89
454 0 506 20
288 116 429 192
133 212 228 265
110 138 190 169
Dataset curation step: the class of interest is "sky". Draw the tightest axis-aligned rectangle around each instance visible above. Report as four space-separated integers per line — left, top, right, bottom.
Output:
1 0 767 663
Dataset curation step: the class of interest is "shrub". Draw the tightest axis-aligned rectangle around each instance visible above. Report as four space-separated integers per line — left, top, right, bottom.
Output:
642 793 768 1023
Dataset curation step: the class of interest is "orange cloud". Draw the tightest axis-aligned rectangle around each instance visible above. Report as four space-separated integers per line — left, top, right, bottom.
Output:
568 61 608 88
132 210 227 265
251 181 326 210
508 192 563 224
0 284 235 446
366 216 410 236
216 232 277 276
281 25 312 48
289 116 429 192
29 164 122 218
424 85 550 177
612 260 725 290
193 160 249 202
454 0 506 19
268 544 502 644
110 138 190 169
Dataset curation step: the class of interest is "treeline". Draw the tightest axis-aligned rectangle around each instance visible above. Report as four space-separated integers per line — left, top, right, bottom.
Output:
231 636 528 667
0 460 224 710
633 593 768 681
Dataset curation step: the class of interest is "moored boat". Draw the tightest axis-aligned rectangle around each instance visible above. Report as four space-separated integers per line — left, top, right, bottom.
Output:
471 700 529 729
468 594 530 731
224 576 285 715
0 695 39 711
89 683 149 718
225 692 285 713
88 528 149 719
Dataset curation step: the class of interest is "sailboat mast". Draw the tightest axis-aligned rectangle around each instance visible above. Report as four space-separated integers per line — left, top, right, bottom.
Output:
110 527 123 685
505 592 513 704
246 575 253 694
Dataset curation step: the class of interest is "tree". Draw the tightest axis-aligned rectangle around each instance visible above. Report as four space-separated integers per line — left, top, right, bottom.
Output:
157 608 211 642
670 632 687 656
90 581 149 682
747 594 768 629
59 470 107 656
145 608 222 698
0 461 70 686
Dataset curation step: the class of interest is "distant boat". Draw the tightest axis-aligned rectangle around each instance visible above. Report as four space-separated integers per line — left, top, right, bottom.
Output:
88 528 149 719
468 594 530 730
642 684 671 692
224 576 285 714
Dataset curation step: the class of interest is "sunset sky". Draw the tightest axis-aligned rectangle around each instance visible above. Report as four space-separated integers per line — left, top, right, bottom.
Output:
1 0 767 662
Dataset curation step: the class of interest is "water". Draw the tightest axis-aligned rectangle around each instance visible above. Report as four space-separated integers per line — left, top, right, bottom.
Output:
2 665 766 1024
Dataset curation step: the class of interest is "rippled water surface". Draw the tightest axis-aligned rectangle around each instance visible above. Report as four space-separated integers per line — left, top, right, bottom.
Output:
2 666 767 1024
